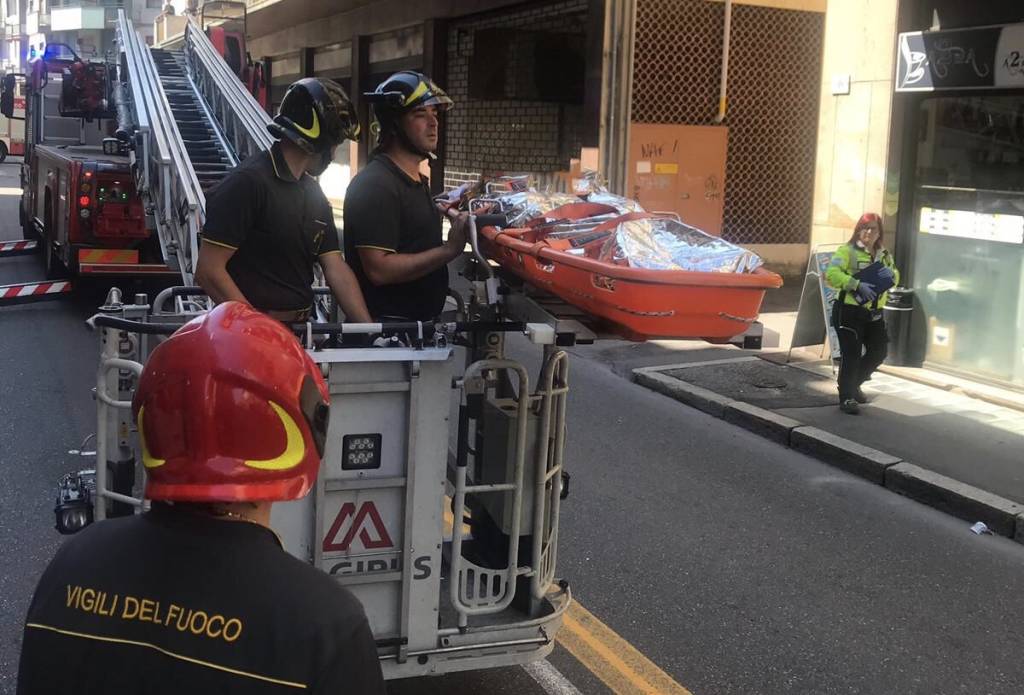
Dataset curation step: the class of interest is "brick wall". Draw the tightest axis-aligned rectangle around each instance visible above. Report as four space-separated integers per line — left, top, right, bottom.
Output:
443 0 588 190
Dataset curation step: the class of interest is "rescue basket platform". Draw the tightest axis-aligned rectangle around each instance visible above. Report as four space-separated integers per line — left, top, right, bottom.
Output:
474 206 783 342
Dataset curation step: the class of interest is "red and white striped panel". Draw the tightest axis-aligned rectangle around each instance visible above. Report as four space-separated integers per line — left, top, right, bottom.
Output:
0 240 38 256
0 281 72 303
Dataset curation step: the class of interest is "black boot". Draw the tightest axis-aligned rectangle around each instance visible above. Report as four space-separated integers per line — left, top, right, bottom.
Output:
853 386 869 404
840 399 860 415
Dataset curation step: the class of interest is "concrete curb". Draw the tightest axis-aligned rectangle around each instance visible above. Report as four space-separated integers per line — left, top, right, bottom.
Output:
632 365 1024 543
884 463 1024 537
790 427 901 485
633 369 732 418
723 402 802 446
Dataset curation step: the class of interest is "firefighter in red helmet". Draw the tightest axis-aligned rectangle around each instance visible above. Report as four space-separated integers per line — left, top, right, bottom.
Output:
17 303 385 694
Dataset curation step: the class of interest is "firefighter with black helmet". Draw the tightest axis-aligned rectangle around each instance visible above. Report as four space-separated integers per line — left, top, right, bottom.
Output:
196 77 372 324
17 302 386 693
343 71 469 322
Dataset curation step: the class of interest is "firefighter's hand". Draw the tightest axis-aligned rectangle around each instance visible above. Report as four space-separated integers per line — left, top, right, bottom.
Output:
446 212 470 259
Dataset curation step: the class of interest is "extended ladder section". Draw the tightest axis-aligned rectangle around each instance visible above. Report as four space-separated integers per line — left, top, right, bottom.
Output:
114 10 273 284
150 49 237 191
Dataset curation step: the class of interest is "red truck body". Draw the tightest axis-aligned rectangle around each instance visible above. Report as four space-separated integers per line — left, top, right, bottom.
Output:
18 50 169 278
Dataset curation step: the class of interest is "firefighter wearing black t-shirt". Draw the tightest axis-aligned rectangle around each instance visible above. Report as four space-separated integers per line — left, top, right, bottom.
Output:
196 78 372 323
17 302 386 694
344 72 469 322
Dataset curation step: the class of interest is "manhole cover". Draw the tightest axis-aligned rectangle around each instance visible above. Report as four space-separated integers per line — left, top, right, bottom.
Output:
749 378 787 389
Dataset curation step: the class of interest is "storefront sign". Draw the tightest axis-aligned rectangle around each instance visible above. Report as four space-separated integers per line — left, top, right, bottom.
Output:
896 23 1024 91
919 207 1024 245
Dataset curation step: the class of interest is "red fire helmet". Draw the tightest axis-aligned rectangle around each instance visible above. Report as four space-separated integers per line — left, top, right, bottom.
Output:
132 302 330 502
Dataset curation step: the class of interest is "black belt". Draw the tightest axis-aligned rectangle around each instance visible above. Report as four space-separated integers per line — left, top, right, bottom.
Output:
264 307 312 322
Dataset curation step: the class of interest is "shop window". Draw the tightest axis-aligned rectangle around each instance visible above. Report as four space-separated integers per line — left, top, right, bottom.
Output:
912 95 1024 385
917 96 1024 194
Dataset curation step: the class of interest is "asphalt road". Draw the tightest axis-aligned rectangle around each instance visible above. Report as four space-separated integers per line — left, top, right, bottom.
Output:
2 159 1024 694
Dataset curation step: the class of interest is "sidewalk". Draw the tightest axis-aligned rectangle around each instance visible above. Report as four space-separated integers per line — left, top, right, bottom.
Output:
570 295 1024 542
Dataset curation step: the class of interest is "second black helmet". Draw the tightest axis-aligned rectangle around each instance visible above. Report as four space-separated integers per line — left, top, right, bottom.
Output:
364 71 453 140
268 78 360 154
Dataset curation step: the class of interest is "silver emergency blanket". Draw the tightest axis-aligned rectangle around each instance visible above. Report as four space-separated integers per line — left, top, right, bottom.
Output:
477 175 762 274
598 217 764 273
486 187 640 227
481 171 643 227
572 172 645 214
493 191 583 227
585 191 644 214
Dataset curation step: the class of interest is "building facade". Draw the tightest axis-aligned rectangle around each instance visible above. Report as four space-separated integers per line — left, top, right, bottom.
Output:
890 1 1024 387
812 0 1024 387
242 0 825 272
241 0 603 212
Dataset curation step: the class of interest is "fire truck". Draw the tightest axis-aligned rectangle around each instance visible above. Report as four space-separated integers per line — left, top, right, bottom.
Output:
2 44 162 279
0 1 266 283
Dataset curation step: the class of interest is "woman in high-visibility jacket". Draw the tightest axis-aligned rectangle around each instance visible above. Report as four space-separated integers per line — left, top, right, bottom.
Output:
825 212 900 414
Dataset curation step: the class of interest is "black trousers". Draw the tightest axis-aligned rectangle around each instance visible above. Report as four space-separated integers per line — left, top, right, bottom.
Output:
834 303 888 401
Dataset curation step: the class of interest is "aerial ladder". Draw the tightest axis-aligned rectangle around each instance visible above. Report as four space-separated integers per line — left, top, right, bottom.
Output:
113 9 273 285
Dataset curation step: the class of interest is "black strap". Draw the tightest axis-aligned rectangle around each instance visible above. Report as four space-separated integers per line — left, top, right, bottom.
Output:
831 291 845 329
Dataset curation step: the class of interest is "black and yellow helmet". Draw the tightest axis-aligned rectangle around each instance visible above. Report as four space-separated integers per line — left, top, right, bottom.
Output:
365 71 453 113
364 71 453 145
268 78 360 154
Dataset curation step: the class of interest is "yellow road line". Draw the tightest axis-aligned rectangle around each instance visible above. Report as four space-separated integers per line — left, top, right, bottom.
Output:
557 600 694 695
441 497 691 693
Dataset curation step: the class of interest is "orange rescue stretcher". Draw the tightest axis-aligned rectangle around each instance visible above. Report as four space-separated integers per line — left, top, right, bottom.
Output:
474 202 783 342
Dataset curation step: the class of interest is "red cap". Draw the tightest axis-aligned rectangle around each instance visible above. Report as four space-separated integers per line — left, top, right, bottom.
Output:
132 302 329 502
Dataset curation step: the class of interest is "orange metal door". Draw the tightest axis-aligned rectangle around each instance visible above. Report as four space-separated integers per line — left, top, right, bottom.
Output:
627 124 728 235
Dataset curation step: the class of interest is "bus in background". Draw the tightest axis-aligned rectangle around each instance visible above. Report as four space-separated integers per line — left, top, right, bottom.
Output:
0 76 25 162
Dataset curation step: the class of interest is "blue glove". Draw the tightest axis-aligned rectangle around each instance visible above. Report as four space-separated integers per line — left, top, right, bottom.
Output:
878 266 895 282
855 281 877 303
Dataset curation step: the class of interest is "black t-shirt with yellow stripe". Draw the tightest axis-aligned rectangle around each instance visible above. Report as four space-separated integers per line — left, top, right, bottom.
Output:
343 155 449 321
17 505 385 694
203 143 341 312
